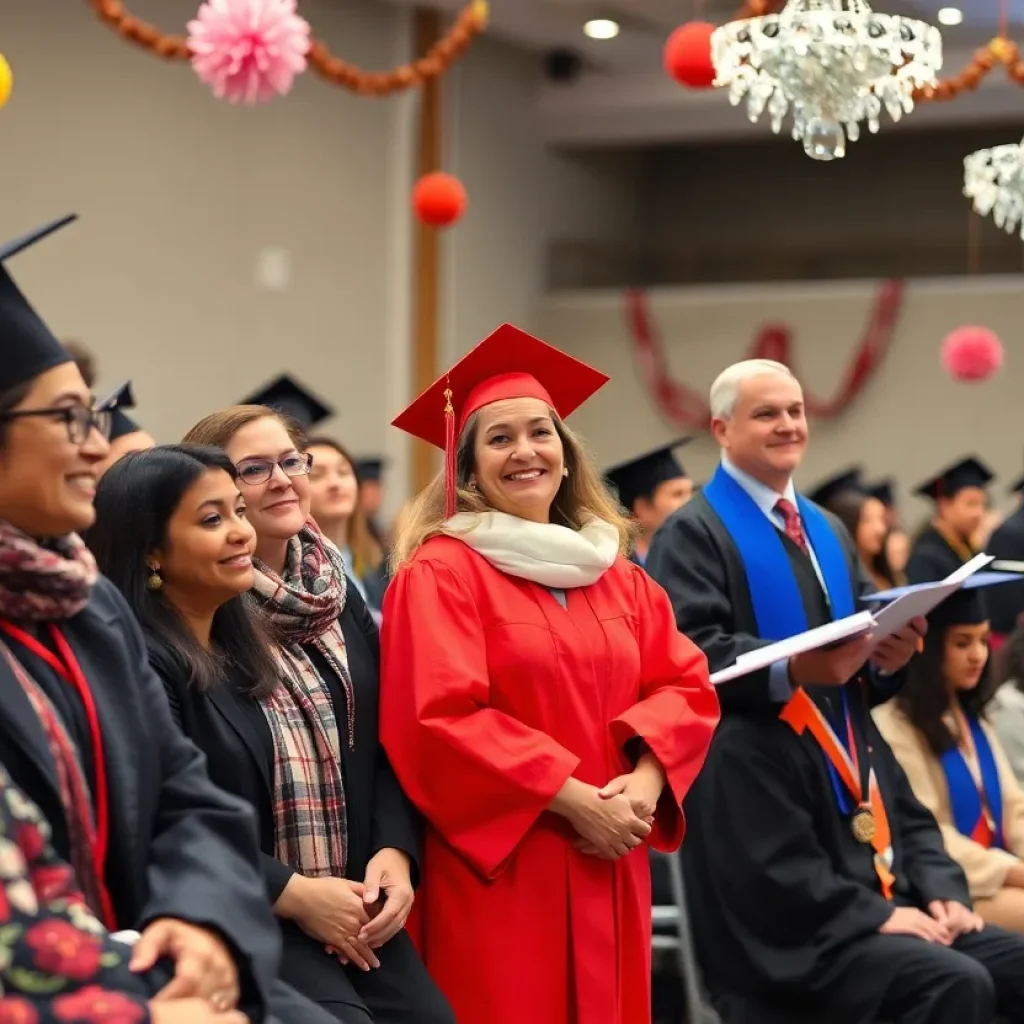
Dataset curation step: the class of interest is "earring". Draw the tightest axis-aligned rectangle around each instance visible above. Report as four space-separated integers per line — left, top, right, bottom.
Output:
147 569 163 591
468 479 478 491
562 466 569 478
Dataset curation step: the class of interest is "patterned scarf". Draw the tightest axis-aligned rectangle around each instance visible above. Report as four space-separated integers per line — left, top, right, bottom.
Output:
0 522 111 924
0 524 97 622
251 521 353 878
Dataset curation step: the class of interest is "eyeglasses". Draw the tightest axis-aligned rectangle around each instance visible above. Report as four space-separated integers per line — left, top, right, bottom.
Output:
235 451 313 487
0 404 112 444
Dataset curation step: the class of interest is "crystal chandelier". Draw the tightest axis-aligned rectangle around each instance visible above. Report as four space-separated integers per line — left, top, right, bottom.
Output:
711 0 943 161
964 138 1024 239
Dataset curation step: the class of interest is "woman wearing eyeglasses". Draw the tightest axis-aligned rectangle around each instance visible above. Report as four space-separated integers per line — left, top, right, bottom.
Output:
179 406 451 1024
0 218 288 1024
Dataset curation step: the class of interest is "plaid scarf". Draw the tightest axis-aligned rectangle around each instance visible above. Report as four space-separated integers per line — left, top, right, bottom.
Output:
251 521 353 878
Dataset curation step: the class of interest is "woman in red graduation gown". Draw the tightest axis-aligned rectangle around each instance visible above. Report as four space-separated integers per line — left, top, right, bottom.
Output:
380 325 719 1024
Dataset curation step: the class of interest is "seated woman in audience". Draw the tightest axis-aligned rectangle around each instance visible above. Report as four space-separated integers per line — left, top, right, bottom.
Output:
0 756 249 1024
990 626 1024 784
875 586 1024 932
89 446 343 1024
819 483 904 590
380 325 719 1024
305 436 388 620
176 413 452 1024
0 215 284 1023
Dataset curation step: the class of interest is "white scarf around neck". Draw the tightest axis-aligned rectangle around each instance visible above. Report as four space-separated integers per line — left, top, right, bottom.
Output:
441 510 619 588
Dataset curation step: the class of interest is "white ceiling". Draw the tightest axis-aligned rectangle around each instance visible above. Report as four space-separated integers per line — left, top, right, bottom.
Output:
390 0 1024 146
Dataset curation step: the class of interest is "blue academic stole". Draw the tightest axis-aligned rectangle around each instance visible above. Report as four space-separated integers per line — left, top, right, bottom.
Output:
940 712 1005 849
704 464 860 811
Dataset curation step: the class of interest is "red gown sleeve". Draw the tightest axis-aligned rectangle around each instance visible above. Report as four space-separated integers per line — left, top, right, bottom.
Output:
609 567 719 852
380 559 580 879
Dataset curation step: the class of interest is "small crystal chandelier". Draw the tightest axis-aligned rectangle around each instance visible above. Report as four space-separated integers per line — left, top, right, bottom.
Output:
964 138 1024 238
711 0 943 161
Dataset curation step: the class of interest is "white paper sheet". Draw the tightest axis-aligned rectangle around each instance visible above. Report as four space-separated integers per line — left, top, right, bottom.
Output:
711 611 876 684
866 553 994 641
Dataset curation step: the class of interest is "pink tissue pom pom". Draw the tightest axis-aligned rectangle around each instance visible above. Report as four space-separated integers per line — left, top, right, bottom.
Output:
188 0 311 105
940 325 1004 382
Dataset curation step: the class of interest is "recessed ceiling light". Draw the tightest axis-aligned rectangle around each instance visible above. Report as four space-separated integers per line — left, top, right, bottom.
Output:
937 6 964 25
584 19 620 40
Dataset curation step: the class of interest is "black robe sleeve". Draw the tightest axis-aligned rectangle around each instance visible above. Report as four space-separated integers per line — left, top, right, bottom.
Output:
116 602 278 1019
649 503 904 714
647 506 782 714
905 529 964 585
345 585 421 882
692 721 894 987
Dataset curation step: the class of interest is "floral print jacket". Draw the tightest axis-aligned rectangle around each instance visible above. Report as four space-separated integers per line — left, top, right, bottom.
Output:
0 764 150 1024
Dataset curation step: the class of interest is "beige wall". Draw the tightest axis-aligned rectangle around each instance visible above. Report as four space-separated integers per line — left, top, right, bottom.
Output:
538 276 1024 523
0 0 639 512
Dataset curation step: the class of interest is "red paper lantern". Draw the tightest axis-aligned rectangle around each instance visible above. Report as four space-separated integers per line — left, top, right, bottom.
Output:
940 325 1004 382
413 172 468 228
664 22 717 90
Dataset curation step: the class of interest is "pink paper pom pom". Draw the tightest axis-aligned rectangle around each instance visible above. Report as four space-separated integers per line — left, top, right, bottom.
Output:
187 0 311 105
940 325 1004 382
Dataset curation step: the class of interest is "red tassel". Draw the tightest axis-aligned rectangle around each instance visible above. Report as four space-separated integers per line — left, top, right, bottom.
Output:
444 386 457 518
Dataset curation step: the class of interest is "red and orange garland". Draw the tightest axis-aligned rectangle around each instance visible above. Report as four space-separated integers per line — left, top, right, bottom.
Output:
84 0 488 97
624 282 906 430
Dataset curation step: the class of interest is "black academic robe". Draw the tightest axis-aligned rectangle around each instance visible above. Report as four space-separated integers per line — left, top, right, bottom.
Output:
681 697 975 1023
987 507 1024 635
0 578 278 1021
646 492 898 715
151 585 443 1022
906 524 972 585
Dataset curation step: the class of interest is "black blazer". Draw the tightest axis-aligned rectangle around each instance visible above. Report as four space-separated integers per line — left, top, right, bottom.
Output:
150 583 419 904
0 578 278 1020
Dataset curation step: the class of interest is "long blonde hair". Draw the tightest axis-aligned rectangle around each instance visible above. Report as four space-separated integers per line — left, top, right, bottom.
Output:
391 410 637 572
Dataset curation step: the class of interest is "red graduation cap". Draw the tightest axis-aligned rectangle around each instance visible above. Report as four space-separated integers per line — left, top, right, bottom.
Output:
392 323 609 517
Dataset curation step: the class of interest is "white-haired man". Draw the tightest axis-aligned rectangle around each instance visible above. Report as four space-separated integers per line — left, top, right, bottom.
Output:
647 360 1024 1024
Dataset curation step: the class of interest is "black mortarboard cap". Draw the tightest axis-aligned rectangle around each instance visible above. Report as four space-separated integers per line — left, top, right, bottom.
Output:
97 381 140 440
605 438 692 511
914 457 995 501
807 467 866 508
0 215 78 393
926 572 1022 630
865 477 896 508
242 373 333 430
354 457 386 482
864 571 1021 629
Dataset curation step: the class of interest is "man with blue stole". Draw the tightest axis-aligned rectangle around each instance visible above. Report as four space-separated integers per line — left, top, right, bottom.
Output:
604 439 693 568
648 360 1024 1023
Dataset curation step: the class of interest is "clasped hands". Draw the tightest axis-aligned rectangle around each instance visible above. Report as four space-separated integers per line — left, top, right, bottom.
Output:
880 900 984 945
129 917 246 1024
551 754 666 862
278 848 414 973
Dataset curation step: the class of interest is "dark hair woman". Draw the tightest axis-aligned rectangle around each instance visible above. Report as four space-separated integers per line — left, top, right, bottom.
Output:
304 436 388 620
874 585 1024 933
825 489 905 591
89 444 343 1024
0 216 282 1024
173 406 452 1024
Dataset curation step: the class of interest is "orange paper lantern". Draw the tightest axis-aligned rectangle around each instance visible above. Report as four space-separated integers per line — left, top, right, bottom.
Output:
413 172 468 228
664 22 716 90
